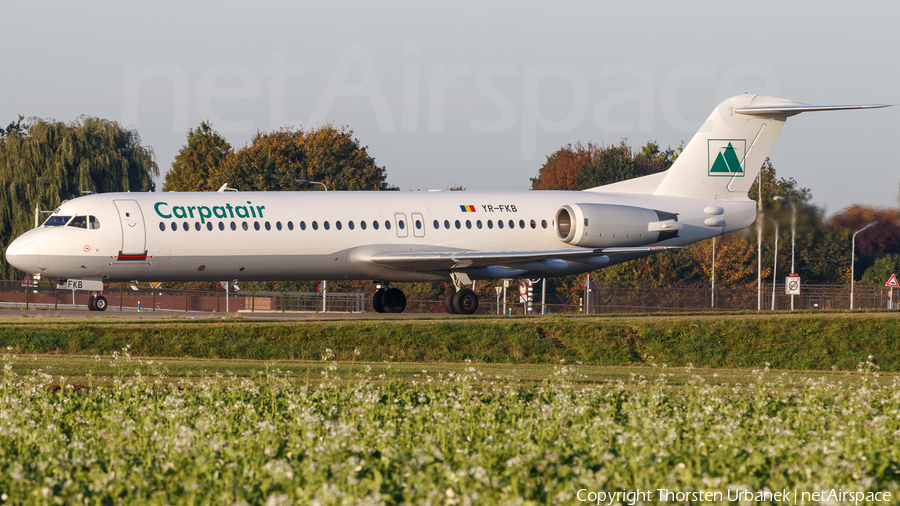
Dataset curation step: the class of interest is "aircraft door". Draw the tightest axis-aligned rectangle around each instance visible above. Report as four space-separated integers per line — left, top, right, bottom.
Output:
394 213 408 238
113 199 147 255
411 213 425 238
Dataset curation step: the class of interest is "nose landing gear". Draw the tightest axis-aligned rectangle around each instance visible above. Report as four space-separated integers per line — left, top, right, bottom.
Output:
87 294 108 311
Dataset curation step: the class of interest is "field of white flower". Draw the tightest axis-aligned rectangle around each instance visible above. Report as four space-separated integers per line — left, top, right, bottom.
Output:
1 350 898 505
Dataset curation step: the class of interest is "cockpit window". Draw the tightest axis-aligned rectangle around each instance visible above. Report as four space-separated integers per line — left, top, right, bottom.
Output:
89 216 100 229
67 216 88 229
43 216 71 227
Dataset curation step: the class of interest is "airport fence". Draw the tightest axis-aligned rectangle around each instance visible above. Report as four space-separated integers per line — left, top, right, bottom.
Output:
0 283 365 314
0 281 896 314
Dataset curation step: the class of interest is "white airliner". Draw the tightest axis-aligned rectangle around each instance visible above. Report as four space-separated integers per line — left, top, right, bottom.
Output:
5 95 889 313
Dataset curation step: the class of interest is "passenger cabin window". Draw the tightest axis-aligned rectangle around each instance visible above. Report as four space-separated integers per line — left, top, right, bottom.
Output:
67 216 88 229
44 216 71 227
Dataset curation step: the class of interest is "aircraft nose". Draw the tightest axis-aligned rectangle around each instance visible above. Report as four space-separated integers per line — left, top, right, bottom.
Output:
5 235 41 273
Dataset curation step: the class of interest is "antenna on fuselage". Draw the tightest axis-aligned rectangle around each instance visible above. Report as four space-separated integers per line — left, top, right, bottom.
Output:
217 183 238 193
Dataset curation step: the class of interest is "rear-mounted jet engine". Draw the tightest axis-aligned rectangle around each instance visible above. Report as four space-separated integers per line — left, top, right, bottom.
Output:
555 203 682 248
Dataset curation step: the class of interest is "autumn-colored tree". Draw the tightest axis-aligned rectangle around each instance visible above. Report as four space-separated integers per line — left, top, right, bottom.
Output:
162 121 232 192
690 234 770 287
530 139 675 191
533 140 676 299
213 125 391 192
828 205 900 256
0 116 157 279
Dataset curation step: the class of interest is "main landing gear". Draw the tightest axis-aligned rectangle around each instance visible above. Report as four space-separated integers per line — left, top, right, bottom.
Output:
443 273 479 315
372 283 407 313
87 293 108 312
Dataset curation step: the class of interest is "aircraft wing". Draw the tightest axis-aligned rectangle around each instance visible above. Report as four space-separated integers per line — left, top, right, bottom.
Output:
367 246 679 271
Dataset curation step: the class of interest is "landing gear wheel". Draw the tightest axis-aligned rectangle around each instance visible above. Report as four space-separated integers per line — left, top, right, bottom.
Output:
93 296 108 312
381 288 407 313
372 288 386 313
87 295 97 311
443 289 456 314
452 288 478 315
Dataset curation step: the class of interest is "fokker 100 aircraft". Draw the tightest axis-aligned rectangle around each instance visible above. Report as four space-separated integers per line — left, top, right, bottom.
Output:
5 95 890 313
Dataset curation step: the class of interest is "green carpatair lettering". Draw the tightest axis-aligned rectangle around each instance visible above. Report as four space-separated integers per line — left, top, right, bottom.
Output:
154 201 266 223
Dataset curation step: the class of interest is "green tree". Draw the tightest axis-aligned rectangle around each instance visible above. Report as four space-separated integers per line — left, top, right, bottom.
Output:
214 125 391 192
861 254 900 286
0 116 157 279
163 121 232 192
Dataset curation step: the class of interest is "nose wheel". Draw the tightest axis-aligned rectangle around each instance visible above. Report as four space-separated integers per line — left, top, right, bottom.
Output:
87 294 108 312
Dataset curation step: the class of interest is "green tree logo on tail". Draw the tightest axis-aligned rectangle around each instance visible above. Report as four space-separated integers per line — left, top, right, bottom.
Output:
708 139 746 177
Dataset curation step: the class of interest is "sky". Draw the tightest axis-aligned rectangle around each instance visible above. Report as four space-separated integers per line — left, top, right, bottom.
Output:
1 1 897 215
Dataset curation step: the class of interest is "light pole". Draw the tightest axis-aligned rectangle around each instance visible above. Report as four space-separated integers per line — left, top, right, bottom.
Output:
34 204 54 228
296 179 328 191
298 179 328 310
756 172 763 311
766 216 779 310
711 237 716 309
774 196 797 309
850 222 878 310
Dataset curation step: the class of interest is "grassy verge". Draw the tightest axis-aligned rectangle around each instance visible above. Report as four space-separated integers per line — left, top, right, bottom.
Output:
7 353 898 390
0 313 898 370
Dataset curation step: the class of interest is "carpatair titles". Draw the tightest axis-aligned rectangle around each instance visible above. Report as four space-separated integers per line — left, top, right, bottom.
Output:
154 201 266 224
708 139 746 177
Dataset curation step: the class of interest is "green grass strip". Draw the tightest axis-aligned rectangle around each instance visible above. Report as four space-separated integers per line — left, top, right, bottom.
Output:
0 314 898 371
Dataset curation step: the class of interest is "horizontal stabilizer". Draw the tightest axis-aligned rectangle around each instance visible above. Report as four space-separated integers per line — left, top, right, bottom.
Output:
735 103 892 118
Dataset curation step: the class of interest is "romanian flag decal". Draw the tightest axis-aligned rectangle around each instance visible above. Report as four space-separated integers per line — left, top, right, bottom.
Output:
460 205 476 212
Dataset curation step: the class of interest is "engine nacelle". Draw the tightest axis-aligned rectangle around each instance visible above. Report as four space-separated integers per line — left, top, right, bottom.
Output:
555 203 682 247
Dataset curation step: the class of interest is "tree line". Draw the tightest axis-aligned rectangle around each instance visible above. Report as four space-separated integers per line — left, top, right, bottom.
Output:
2 114 898 302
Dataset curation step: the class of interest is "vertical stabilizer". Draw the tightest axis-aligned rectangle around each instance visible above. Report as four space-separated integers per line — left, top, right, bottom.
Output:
651 95 889 200
653 95 785 200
